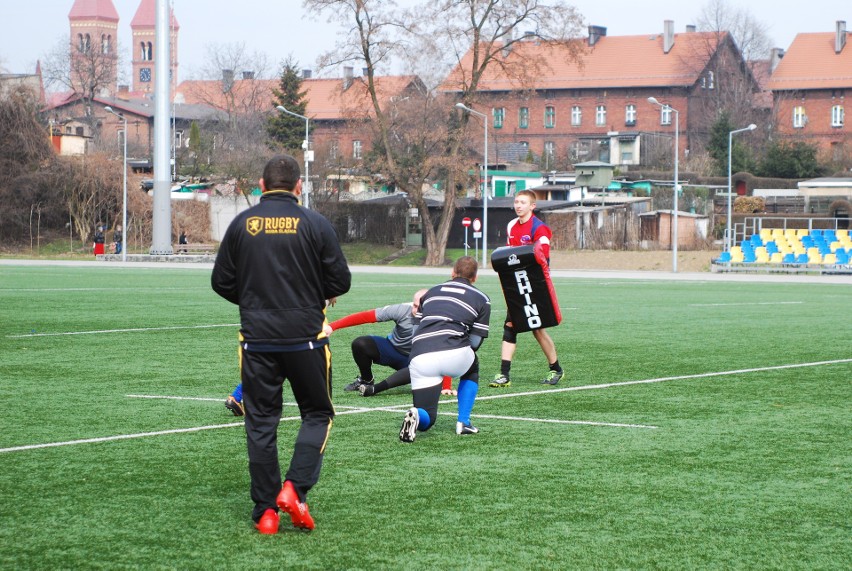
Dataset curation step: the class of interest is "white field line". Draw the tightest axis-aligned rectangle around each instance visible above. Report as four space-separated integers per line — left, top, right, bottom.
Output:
8 323 239 338
3 359 849 454
689 301 805 307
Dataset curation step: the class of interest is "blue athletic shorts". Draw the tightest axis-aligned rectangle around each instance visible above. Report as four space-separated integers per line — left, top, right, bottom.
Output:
372 335 410 371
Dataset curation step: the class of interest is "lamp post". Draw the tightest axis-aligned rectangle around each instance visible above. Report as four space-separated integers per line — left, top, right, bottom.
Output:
104 106 127 262
727 123 758 252
455 102 489 269
276 105 311 209
648 97 679 272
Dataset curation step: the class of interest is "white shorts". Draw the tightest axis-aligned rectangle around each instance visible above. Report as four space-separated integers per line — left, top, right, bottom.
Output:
409 347 475 390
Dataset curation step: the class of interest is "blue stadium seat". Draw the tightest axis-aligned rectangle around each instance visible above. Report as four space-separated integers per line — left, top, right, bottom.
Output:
766 242 779 255
717 252 732 263
836 250 850 264
782 253 796 264
749 235 763 246
796 253 809 264
743 252 757 263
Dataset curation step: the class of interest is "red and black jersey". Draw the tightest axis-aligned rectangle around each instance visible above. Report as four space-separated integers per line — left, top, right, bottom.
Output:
211 191 351 348
507 215 551 264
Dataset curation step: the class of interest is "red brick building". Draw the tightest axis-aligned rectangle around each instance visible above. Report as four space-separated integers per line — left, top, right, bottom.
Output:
440 22 757 170
767 21 851 167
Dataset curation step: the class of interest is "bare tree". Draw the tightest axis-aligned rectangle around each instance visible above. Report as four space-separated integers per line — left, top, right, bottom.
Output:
41 34 123 115
697 0 773 61
306 0 585 265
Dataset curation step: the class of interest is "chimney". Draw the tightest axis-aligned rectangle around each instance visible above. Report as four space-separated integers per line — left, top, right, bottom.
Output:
222 69 234 93
769 48 785 72
685 24 696 33
343 66 353 89
302 69 312 79
117 85 130 100
241 70 254 80
836 20 847 54
588 25 607 47
663 20 675 53
362 67 369 76
501 28 514 57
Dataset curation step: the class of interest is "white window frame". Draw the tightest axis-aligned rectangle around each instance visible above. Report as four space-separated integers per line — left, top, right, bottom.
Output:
831 105 844 127
596 105 607 126
544 106 556 128
625 104 636 125
660 105 672 126
571 105 582 126
353 140 362 159
793 106 806 129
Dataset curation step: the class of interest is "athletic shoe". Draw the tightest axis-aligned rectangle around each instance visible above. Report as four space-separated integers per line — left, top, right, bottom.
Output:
489 373 511 388
456 421 479 435
225 395 244 416
399 407 419 443
358 383 375 397
541 369 564 385
276 480 315 531
344 376 374 392
255 508 279 535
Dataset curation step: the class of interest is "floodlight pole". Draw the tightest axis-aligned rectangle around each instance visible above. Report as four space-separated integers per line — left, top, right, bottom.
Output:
104 106 127 262
455 103 489 269
727 124 758 252
648 97 679 272
276 105 311 209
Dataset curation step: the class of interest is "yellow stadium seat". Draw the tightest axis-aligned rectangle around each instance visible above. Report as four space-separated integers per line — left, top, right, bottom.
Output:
808 253 823 264
823 253 837 265
797 229 809 237
731 250 744 263
770 253 784 264
837 229 849 240
771 229 784 238
807 247 821 258
756 252 770 263
784 229 798 240
759 229 772 241
830 241 841 252
755 246 767 257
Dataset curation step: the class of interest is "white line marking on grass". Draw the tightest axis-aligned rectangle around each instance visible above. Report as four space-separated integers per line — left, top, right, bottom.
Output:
434 411 657 429
8 323 240 338
474 358 852 402
689 301 804 307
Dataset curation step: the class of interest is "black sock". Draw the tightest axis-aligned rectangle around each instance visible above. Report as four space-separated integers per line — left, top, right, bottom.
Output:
501 360 512 377
372 380 388 394
549 360 562 373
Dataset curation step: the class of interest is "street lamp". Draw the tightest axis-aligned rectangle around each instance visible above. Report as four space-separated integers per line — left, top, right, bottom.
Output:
276 105 311 209
104 106 127 262
455 102 489 269
727 123 758 252
648 97 679 272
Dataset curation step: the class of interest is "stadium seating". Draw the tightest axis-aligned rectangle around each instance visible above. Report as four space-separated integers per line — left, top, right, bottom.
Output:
731 229 852 267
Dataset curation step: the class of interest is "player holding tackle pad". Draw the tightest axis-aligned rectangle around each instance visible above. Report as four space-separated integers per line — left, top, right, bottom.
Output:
489 190 564 387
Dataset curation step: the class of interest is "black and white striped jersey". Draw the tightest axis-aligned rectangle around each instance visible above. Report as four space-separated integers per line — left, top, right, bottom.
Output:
409 277 491 359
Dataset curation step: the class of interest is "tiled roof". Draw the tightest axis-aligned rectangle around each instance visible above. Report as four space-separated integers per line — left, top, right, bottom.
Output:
441 31 727 92
175 75 419 120
131 0 180 29
767 32 852 90
68 0 119 21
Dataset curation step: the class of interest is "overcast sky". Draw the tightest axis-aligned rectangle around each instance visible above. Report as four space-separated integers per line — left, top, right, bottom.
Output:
1 0 846 83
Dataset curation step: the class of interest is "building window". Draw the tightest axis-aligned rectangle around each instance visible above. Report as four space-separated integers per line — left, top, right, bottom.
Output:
793 106 806 129
141 42 152 61
625 104 636 126
831 105 844 127
79 34 91 53
660 104 672 126
118 129 126 147
571 105 582 126
353 140 362 159
493 107 505 129
101 35 110 54
596 105 607 126
519 141 529 150
544 106 555 128
329 140 338 160
543 141 555 168
518 107 529 129
174 130 183 148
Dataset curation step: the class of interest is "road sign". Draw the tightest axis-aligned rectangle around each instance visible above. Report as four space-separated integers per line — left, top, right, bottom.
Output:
462 217 471 227
473 218 482 232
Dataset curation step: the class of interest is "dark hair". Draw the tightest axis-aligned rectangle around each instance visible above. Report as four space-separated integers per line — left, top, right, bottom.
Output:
453 256 478 280
262 154 301 191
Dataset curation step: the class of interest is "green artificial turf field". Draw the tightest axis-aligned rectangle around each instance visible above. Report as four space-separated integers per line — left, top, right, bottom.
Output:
1 264 849 569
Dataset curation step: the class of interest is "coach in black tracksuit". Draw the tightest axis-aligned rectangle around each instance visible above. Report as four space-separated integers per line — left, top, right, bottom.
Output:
212 154 351 533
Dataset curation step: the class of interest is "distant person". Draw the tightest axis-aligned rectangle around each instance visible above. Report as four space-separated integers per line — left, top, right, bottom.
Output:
490 190 564 388
211 154 351 534
93 226 105 256
114 225 123 255
399 256 491 443
178 230 188 253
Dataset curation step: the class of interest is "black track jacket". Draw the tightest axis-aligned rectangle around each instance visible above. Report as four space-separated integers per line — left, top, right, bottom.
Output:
211 191 351 348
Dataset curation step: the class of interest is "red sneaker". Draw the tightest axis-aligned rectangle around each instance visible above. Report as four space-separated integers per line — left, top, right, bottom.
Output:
255 508 279 535
276 481 315 530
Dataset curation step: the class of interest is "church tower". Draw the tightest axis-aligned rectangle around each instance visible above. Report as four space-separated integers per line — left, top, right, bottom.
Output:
68 0 120 97
131 0 179 94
